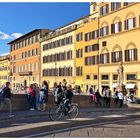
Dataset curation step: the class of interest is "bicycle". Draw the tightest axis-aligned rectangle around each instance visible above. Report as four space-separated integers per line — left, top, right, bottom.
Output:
49 98 79 121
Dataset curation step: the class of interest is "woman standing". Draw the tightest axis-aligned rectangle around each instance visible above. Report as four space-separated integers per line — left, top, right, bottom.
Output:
40 81 49 111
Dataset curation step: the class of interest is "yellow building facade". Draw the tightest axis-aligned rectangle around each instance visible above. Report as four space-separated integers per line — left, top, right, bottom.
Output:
98 2 140 97
41 24 78 88
0 54 10 87
75 16 99 92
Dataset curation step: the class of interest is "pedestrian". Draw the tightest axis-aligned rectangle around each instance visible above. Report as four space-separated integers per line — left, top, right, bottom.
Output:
89 85 96 103
114 90 119 105
106 88 111 108
28 84 35 111
40 81 49 111
33 83 40 110
102 88 107 107
53 82 58 104
118 90 124 108
95 89 102 107
1 82 13 117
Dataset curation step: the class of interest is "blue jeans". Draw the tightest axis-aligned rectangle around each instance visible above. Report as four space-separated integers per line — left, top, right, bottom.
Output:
29 95 35 109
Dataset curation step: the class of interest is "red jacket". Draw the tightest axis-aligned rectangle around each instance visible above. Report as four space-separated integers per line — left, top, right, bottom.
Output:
28 87 35 97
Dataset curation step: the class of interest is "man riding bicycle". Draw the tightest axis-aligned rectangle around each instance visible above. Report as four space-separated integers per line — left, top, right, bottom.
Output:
54 83 74 113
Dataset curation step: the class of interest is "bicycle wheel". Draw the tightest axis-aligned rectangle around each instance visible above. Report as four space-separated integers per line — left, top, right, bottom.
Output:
68 104 79 119
49 105 62 121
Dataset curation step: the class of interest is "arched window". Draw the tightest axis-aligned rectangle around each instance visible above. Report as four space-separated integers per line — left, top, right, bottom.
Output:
100 22 109 37
124 12 136 30
100 49 109 64
111 45 122 63
125 42 137 62
125 48 137 62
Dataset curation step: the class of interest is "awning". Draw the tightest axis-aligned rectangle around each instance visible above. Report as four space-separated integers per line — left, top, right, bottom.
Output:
126 83 135 89
112 83 117 88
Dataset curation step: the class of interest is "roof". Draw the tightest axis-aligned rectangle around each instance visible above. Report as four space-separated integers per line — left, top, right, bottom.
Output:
7 29 48 45
54 14 90 30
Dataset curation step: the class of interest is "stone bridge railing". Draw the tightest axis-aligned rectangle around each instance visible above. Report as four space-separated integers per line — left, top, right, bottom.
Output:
0 94 127 112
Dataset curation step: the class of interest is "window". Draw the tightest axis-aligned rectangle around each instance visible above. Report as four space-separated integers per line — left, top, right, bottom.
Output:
111 22 122 34
76 49 83 58
76 66 82 76
93 75 98 80
125 49 137 62
32 63 34 72
85 32 91 41
127 74 136 80
92 44 99 51
93 4 97 11
112 51 122 63
100 4 109 16
111 2 121 11
100 26 109 37
36 63 38 72
76 32 83 42
85 46 91 53
102 75 109 80
102 41 107 47
86 75 90 80
124 17 136 30
92 30 99 39
85 57 92 66
92 55 99 65
113 74 118 80
124 2 133 6
100 53 109 64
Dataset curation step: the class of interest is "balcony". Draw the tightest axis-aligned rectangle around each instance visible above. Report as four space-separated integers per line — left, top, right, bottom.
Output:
18 71 32 76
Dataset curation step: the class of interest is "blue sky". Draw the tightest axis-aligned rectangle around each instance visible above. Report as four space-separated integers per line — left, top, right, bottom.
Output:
0 2 89 56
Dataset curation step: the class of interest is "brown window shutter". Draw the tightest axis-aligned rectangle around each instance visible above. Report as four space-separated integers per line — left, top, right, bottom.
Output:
100 7 102 15
85 34 87 41
134 48 137 61
106 26 109 35
106 4 109 13
92 31 95 39
133 17 136 28
107 53 109 63
89 32 91 40
119 51 122 62
124 20 127 30
100 28 102 36
125 50 127 61
111 24 114 34
111 52 114 63
119 22 122 32
100 54 102 64
97 30 99 37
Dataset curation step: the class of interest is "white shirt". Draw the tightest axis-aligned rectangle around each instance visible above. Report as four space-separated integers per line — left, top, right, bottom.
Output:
118 92 124 100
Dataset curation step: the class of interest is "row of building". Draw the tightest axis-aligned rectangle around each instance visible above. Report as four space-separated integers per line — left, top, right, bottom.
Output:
1 2 140 97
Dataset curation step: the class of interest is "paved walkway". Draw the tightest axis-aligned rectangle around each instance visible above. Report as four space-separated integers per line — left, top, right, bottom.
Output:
45 119 140 137
0 105 139 122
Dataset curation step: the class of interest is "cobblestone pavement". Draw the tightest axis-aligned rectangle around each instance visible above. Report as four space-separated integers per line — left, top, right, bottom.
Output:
45 119 140 138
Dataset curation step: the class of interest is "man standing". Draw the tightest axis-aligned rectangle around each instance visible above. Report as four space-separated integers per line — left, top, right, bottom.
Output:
2 82 13 117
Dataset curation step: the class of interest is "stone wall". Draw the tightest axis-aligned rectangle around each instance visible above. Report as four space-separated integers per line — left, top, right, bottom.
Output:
0 94 127 112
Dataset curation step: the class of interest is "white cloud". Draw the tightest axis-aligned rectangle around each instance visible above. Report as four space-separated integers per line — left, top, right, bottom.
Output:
0 31 23 40
0 31 12 40
0 52 9 57
11 33 23 39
